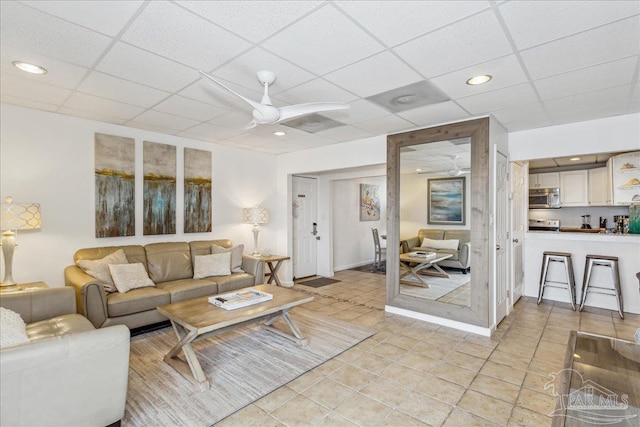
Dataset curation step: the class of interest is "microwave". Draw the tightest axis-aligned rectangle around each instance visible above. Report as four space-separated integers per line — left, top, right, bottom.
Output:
529 188 561 209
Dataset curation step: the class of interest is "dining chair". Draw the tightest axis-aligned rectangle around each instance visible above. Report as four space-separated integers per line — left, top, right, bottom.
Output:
371 228 386 270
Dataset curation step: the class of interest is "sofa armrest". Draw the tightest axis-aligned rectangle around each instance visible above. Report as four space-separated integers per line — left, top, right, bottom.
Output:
404 237 420 251
241 255 265 285
459 242 471 269
0 325 130 427
0 287 76 324
64 265 108 329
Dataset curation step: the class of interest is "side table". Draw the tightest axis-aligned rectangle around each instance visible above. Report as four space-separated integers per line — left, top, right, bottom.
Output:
0 281 49 293
257 255 290 287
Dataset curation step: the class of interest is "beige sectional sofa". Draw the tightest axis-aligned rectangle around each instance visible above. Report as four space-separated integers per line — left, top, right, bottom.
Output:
0 287 130 427
64 239 264 329
402 229 471 273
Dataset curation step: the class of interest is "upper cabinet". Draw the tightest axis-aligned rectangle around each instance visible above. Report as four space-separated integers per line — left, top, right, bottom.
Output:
529 172 560 189
611 151 640 206
588 164 613 206
560 170 589 206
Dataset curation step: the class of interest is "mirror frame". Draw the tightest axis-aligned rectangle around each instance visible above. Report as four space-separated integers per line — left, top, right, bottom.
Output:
386 118 490 327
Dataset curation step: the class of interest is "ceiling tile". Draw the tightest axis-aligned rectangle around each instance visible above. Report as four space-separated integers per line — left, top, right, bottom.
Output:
261 4 384 75
1 45 88 90
57 106 127 125
431 55 528 99
521 16 640 79
545 85 633 124
180 78 263 110
1 94 59 112
122 1 251 71
1 74 71 104
63 92 145 120
179 122 238 140
393 10 513 78
499 0 640 50
274 78 359 105
491 102 551 132
152 95 228 122
456 83 539 115
125 121 177 135
316 125 373 142
207 111 255 130
335 0 491 47
96 42 199 92
210 48 315 95
324 51 423 97
129 110 201 133
78 71 170 107
330 99 390 125
354 115 415 135
20 0 144 36
0 1 113 67
179 1 323 43
396 101 471 126
534 57 637 101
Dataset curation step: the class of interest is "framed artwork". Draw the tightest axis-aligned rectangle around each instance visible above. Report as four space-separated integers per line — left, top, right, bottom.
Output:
143 141 176 235
94 133 135 237
359 183 380 221
428 177 465 225
184 148 212 233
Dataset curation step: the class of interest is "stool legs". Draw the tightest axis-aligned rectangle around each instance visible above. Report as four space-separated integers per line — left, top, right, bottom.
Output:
537 252 576 310
579 256 624 319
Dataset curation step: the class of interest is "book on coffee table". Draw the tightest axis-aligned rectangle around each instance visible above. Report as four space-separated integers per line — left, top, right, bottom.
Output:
209 289 273 310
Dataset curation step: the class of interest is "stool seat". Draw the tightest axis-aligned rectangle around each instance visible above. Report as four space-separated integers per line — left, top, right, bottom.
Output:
579 254 623 318
538 252 576 310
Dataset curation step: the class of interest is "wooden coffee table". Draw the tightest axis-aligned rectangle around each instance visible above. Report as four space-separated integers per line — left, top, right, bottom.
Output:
399 252 453 287
156 284 314 391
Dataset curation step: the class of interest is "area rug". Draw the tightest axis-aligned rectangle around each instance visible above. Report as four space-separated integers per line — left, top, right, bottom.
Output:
123 308 374 427
349 262 386 274
400 272 471 301
296 277 341 288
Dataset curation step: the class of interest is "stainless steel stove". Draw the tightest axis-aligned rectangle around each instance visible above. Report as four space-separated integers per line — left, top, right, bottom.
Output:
528 219 560 231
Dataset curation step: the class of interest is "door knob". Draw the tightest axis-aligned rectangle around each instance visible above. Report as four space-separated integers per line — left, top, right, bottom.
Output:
496 245 501 250
513 238 519 243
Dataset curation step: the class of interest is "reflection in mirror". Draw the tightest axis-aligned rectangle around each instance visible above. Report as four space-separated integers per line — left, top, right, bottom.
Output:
399 138 471 306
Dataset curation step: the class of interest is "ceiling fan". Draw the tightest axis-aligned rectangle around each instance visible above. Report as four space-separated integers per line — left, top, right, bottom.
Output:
419 154 471 176
199 70 349 130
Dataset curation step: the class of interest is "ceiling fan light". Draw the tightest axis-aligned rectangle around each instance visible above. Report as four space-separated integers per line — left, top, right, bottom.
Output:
13 61 47 75
466 74 492 85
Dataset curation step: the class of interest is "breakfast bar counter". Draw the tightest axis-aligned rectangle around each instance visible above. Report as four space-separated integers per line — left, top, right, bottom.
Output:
524 231 640 314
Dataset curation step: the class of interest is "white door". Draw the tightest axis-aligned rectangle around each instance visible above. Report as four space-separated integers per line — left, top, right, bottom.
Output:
292 176 317 279
510 162 524 302
496 152 509 324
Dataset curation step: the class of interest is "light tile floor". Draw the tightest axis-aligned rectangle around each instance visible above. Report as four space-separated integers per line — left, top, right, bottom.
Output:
217 269 639 427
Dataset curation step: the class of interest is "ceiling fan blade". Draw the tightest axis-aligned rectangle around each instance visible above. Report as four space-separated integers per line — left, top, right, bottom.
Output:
276 102 349 122
241 120 258 131
199 71 271 115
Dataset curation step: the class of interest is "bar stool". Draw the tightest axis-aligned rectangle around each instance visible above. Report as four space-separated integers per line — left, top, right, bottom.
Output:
579 255 624 319
537 251 576 310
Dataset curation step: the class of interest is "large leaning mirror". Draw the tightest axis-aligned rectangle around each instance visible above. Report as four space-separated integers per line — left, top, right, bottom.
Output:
386 118 490 327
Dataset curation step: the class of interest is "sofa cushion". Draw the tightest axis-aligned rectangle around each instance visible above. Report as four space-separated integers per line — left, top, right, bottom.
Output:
193 253 231 278
421 238 459 250
109 263 155 293
418 229 445 242
74 245 147 269
188 239 234 268
0 307 30 348
443 230 470 244
211 244 245 273
106 287 171 318
76 249 129 293
145 242 193 283
214 273 258 293
26 314 95 342
156 279 218 303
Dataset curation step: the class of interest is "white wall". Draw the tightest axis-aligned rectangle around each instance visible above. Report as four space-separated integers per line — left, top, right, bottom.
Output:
0 104 277 287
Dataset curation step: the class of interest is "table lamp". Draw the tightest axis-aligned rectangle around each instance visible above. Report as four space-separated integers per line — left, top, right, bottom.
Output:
243 206 269 256
1 196 41 286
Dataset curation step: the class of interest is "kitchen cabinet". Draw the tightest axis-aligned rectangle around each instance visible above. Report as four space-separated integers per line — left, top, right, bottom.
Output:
611 151 640 205
529 172 560 189
588 166 612 206
560 170 588 206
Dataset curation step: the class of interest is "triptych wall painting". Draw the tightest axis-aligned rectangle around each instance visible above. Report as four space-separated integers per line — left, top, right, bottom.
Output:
94 133 212 237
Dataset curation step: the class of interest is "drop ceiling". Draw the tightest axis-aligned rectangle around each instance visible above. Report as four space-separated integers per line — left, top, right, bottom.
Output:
1 0 639 155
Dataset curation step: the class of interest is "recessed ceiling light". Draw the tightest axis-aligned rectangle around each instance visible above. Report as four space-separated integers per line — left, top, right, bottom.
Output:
273 131 286 136
415 168 423 172
466 74 492 85
12 61 47 75
569 157 581 161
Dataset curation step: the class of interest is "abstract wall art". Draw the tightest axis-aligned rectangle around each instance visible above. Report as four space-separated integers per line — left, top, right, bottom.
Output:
359 183 380 221
184 148 212 233
428 177 466 225
94 133 135 237
143 141 176 235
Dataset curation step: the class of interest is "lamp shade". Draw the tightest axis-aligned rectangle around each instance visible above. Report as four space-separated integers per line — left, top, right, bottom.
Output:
1 198 41 231
243 207 269 224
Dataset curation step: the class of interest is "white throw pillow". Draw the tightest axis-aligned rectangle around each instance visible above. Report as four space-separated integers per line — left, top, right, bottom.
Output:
77 249 129 292
211 244 245 273
193 253 232 279
0 307 30 348
109 263 155 293
421 238 460 251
